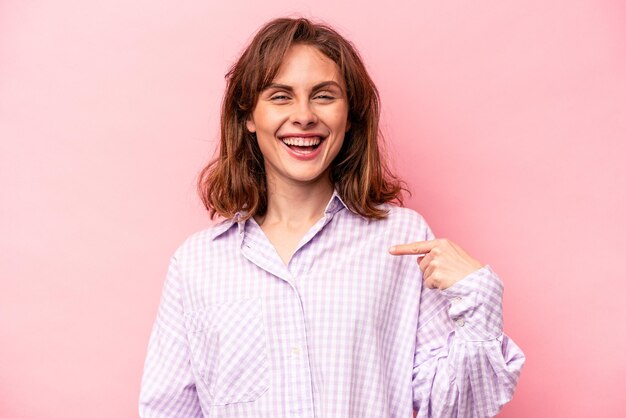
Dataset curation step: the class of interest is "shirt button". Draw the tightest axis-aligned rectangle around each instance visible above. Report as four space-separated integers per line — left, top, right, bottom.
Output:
455 318 465 327
291 346 302 357
451 297 462 305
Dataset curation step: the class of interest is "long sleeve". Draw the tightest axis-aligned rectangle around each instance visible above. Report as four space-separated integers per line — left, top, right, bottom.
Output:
139 256 203 418
412 266 525 417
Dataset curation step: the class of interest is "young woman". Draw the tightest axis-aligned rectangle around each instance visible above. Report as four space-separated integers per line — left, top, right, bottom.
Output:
139 17 525 418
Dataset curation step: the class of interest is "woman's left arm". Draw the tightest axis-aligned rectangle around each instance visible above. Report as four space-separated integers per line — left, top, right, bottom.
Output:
390 239 526 417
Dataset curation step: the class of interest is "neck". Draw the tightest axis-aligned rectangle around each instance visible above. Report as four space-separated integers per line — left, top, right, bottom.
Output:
257 176 334 227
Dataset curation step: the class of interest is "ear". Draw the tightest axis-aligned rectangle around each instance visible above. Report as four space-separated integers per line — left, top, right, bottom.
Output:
345 119 351 132
246 116 256 134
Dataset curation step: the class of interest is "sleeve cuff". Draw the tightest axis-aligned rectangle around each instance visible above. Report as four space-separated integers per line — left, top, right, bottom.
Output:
440 266 505 341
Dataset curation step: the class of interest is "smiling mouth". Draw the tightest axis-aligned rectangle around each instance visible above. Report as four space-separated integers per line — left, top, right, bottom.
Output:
280 136 323 154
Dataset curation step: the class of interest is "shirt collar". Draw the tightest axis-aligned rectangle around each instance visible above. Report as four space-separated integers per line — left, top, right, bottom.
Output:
209 189 352 241
207 217 238 241
324 189 348 217
327 189 371 221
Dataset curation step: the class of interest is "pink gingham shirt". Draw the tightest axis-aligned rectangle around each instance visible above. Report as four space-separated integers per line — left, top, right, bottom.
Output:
139 192 524 417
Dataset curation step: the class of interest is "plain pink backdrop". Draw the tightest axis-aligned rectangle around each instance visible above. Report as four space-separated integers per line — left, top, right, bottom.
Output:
1 0 625 417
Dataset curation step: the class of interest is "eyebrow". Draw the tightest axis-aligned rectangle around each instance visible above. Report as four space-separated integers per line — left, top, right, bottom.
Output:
264 81 345 93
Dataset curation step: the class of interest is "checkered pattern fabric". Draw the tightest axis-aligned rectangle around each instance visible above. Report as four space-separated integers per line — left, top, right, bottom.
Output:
139 192 524 417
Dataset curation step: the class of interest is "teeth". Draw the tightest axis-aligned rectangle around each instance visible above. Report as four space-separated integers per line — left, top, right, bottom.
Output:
281 137 321 147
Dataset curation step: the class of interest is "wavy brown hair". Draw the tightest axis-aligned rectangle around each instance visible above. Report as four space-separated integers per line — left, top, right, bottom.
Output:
198 17 405 220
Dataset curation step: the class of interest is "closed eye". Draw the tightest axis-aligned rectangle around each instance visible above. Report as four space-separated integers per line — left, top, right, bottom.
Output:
313 93 336 101
269 94 291 102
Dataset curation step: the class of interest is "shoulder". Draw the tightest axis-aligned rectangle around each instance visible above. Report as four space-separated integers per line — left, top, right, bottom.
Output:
365 203 434 241
172 218 237 261
380 203 430 229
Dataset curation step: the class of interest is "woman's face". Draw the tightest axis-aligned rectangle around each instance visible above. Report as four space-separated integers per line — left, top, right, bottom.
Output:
246 44 350 190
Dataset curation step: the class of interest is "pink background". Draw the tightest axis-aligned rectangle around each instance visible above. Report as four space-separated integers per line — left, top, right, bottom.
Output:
1 0 625 417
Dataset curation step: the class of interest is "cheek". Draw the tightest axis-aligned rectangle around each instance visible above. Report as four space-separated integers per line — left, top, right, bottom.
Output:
328 132 346 155
333 117 350 135
254 109 285 134
329 105 350 132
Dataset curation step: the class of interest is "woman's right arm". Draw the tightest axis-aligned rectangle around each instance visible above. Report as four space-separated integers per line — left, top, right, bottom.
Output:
139 256 203 418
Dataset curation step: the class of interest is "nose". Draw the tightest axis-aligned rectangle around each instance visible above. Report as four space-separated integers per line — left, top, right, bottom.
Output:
290 99 318 127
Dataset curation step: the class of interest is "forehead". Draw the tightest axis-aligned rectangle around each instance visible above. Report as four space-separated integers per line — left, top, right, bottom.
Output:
271 44 344 86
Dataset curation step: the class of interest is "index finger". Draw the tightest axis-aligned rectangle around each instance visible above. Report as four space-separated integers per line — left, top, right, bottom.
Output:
388 240 438 256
